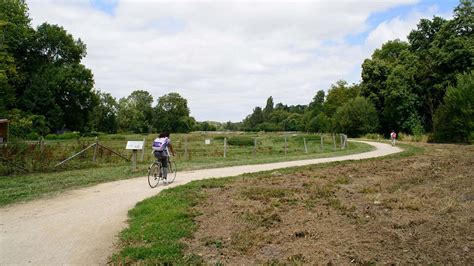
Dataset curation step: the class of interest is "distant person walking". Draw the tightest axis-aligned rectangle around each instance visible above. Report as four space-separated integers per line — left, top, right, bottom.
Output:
390 130 397 146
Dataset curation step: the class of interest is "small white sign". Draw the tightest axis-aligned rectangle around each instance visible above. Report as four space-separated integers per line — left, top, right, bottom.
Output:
126 141 144 150
205 139 211 145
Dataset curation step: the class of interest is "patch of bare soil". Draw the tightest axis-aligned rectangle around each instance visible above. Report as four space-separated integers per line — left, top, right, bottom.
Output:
183 143 474 264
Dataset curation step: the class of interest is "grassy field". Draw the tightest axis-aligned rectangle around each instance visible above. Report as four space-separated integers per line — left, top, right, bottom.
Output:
112 143 473 264
0 134 372 206
1 132 350 175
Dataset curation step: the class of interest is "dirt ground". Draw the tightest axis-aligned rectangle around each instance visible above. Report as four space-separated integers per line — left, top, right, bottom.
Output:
184 143 474 264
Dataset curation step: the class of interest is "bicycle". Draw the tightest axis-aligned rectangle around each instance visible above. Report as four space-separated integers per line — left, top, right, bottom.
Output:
147 156 177 188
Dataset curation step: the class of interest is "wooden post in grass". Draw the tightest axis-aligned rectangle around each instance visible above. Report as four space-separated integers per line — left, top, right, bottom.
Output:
303 137 308 154
332 134 336 151
184 136 188 159
93 137 99 162
140 137 145 162
340 134 343 149
224 137 227 158
320 133 324 152
132 150 137 170
284 136 288 155
253 138 257 156
39 137 44 153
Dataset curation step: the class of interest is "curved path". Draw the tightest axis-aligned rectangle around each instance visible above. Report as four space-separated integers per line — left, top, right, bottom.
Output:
0 141 401 264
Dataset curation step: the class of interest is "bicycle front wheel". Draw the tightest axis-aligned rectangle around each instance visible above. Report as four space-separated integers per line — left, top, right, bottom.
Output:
167 160 177 183
148 162 161 188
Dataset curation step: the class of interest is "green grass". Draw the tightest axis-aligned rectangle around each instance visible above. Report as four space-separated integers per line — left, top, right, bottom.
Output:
112 178 230 264
1 132 354 175
112 142 423 264
0 141 373 207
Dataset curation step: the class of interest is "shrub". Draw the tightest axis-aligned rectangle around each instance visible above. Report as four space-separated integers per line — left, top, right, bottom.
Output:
227 136 254 146
334 97 379 137
433 72 473 143
45 131 81 140
81 131 104 138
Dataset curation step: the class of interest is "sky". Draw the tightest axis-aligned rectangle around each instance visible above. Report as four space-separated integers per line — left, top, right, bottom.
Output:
27 0 459 122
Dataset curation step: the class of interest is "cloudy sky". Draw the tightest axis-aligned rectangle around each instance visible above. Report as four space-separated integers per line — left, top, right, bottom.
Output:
27 0 458 122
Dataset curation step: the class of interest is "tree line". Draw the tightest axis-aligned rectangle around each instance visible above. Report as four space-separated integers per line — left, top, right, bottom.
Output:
1 0 472 143
1 0 195 138
238 1 473 143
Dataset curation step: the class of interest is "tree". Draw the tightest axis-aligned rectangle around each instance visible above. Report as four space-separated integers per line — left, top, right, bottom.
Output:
334 97 379 137
263 96 274 119
154 92 193 133
281 113 303 131
242 106 264 130
324 80 360 116
306 113 332 133
433 71 473 143
89 91 118 133
20 63 95 131
117 90 154 133
0 0 34 115
383 60 422 134
303 90 325 130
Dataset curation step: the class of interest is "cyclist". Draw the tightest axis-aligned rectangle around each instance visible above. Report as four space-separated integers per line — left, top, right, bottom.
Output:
152 132 175 181
390 130 397 146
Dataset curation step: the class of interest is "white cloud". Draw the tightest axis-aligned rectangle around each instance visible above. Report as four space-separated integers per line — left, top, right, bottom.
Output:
365 5 452 51
27 0 441 122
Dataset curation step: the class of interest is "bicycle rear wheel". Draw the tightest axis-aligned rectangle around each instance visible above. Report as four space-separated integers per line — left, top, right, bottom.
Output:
167 160 177 183
148 162 162 188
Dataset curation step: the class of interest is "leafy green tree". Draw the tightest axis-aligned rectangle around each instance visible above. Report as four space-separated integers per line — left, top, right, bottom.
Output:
154 92 193 133
334 97 379 137
89 91 118 133
383 59 422 134
324 80 360 116
263 96 274 119
361 40 410 114
281 113 303 131
242 106 265 130
307 113 332 133
20 63 94 131
303 90 325 130
194 121 217 131
1 1 96 134
0 0 33 114
117 90 154 133
433 71 473 143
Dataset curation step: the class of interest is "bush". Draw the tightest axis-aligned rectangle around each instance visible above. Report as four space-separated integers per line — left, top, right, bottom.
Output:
334 97 379 137
364 133 382 140
81 131 104 138
227 136 254 146
433 72 473 143
45 131 81 140
25 132 40 140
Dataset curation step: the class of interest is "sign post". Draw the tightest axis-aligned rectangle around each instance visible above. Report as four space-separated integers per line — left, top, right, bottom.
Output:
126 141 144 171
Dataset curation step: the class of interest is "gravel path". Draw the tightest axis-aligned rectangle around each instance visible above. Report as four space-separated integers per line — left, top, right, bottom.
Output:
0 141 401 264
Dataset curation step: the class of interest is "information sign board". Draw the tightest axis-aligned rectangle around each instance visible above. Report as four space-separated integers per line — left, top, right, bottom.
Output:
126 141 144 150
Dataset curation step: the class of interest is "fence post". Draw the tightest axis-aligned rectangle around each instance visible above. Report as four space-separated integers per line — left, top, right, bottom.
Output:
132 150 137 170
284 136 288 155
320 133 324 152
340 134 343 149
141 137 145 162
224 137 227 158
40 137 45 153
303 137 308 154
93 137 99 162
332 134 336 151
184 136 188 159
253 138 257 156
